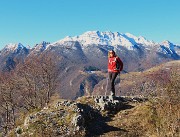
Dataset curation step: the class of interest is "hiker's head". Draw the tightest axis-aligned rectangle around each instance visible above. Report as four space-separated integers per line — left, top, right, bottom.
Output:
108 50 116 58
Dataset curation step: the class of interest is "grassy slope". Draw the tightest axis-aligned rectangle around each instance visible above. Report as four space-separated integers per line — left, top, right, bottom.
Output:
77 99 157 137
119 60 180 96
7 61 180 137
89 61 180 136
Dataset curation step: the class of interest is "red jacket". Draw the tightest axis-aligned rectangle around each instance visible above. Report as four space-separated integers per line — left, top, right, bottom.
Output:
108 56 123 72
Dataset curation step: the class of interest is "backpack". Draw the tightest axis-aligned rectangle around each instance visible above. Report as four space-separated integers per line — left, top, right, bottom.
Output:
115 57 121 71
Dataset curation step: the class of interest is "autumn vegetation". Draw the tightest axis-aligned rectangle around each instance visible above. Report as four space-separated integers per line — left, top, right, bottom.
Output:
128 66 180 136
0 58 179 136
0 54 60 135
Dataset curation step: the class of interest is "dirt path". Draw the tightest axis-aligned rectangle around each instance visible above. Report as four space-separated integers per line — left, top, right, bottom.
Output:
87 102 153 137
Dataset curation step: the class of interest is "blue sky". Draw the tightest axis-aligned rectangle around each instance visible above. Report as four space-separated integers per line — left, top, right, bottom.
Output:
0 0 180 49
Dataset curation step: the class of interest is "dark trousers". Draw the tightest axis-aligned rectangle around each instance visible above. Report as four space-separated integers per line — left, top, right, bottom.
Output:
107 72 119 95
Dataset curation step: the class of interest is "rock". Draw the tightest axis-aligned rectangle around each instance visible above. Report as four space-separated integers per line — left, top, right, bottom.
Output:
93 95 124 112
15 126 23 136
72 114 84 128
19 96 148 137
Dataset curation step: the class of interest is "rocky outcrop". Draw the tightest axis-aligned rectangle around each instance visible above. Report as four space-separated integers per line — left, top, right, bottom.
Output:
94 95 147 113
12 96 148 137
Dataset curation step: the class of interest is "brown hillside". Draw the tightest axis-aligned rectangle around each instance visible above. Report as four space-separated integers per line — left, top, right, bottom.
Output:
93 60 180 96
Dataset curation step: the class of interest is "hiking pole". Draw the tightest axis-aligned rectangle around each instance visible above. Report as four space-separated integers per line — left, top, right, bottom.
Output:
105 73 109 96
119 72 122 96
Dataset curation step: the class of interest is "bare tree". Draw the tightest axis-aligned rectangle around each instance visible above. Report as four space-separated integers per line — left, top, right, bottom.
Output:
0 52 61 135
15 53 60 110
0 71 19 134
38 53 60 104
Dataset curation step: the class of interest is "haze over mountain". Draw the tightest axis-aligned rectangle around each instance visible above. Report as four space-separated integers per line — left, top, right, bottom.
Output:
0 31 179 99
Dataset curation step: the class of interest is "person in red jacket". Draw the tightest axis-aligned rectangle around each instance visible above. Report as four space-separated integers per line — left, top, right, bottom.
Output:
107 50 123 97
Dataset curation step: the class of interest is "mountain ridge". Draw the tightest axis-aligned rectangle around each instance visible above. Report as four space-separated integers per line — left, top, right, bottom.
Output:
0 31 179 99
2 31 179 51
1 31 179 55
48 31 156 50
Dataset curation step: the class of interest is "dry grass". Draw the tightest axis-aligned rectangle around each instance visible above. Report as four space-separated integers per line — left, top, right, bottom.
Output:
6 61 180 137
94 102 157 137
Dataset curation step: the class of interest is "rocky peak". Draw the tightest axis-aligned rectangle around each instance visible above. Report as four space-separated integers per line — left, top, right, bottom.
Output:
56 31 150 46
161 40 173 47
3 43 28 53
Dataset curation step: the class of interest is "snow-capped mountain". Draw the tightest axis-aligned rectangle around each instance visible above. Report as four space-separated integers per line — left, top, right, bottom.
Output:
44 31 179 69
34 41 50 52
0 43 30 71
0 31 179 72
159 40 180 59
42 31 179 99
1 43 30 53
29 41 50 56
0 31 179 99
52 31 155 50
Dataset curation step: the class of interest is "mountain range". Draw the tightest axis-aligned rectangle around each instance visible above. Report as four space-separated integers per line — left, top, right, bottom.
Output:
0 31 179 99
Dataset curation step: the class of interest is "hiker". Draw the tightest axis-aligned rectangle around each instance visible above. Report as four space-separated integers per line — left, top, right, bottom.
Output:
107 50 123 97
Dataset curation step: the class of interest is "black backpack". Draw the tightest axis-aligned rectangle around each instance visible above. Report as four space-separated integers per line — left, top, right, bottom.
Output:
115 57 121 70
